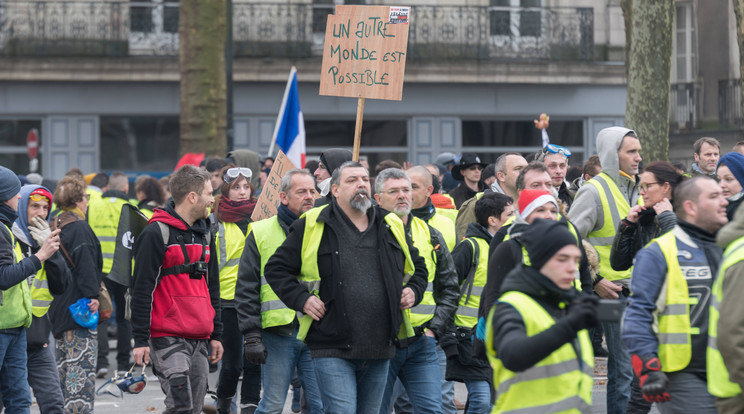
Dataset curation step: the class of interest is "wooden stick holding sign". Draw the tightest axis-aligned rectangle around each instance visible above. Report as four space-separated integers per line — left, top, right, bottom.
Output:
251 150 296 222
319 5 410 161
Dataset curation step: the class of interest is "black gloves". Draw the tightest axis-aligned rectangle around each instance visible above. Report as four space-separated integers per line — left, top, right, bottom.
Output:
565 295 599 332
632 354 671 403
243 332 267 365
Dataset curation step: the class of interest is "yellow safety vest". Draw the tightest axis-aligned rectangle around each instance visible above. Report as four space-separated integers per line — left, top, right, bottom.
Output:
409 217 437 328
141 209 154 220
436 207 458 226
14 243 53 317
296 205 416 341
455 237 488 328
215 221 245 301
428 212 456 252
651 230 693 372
87 196 130 274
486 291 593 413
0 224 32 329
585 172 633 281
251 216 296 329
707 236 744 398
86 187 102 203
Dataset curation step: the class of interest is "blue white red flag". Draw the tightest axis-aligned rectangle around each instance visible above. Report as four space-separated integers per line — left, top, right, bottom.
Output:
270 66 305 168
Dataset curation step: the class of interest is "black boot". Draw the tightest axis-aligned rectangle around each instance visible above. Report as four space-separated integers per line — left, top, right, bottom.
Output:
240 404 257 414
216 398 233 414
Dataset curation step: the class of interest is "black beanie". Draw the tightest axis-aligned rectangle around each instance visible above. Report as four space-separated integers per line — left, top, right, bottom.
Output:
520 219 578 270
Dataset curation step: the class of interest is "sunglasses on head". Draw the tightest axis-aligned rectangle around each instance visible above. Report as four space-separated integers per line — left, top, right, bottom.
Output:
224 167 252 184
544 144 572 158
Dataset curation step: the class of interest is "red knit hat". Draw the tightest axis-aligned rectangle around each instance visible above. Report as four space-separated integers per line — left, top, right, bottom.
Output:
29 187 53 210
518 189 557 219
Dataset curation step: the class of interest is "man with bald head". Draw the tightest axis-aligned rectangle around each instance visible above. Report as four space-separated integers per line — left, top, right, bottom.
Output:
409 166 456 251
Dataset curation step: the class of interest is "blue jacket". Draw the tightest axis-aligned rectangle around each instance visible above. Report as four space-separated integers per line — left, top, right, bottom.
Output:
622 220 721 373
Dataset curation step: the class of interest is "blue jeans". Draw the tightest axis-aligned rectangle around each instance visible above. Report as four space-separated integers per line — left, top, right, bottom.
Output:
603 294 632 414
28 344 65 414
256 331 322 414
0 329 31 413
313 357 390 414
437 344 457 414
380 335 442 414
464 380 490 414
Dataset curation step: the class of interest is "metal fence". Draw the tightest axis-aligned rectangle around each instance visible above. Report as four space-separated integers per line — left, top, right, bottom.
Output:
719 79 743 128
0 1 595 61
669 82 700 132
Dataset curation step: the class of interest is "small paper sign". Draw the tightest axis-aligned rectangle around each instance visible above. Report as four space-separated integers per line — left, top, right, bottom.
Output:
389 7 409 24
251 150 297 222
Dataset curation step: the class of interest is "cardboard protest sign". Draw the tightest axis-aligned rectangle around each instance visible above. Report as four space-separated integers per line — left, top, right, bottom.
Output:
320 5 410 101
251 150 297 222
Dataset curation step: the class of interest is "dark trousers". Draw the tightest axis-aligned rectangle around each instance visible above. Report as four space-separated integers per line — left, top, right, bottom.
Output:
98 277 133 371
216 307 261 404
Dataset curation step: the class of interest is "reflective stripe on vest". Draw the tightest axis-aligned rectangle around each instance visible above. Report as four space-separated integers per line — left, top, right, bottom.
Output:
251 216 296 329
215 221 245 301
707 236 744 398
0 224 32 329
586 173 632 281
653 230 693 372
88 196 129 274
297 205 416 342
428 212 456 252
486 291 593 414
409 217 437 328
14 242 53 317
455 237 488 328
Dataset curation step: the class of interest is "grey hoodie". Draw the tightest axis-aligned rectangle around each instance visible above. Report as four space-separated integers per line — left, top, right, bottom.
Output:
568 127 640 241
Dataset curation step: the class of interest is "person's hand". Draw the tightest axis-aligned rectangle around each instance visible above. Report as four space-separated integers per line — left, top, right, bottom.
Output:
424 329 436 339
653 198 673 215
133 346 150 366
632 354 671 403
88 298 99 312
402 161 413 170
565 295 599 332
243 333 267 364
534 113 550 130
594 278 622 299
209 340 224 364
625 205 645 224
28 217 52 247
303 296 326 321
400 287 415 310
34 229 60 262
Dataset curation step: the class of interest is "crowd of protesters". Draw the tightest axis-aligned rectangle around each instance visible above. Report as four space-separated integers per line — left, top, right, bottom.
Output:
3 126 744 414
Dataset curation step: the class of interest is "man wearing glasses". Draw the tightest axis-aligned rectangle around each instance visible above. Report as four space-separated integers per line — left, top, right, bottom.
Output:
538 144 574 209
449 154 487 209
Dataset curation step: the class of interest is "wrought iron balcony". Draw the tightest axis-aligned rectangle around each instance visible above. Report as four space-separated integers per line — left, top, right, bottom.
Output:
669 82 700 132
0 1 594 61
719 79 743 128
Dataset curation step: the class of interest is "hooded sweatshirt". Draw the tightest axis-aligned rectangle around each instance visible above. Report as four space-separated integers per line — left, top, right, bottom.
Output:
227 149 261 190
314 148 353 206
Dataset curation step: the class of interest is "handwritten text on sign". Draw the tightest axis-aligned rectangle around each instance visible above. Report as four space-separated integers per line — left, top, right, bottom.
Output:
251 151 296 222
320 6 410 101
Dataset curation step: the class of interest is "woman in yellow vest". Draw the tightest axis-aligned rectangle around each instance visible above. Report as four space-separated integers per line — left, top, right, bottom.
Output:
487 219 597 413
212 165 261 414
134 175 166 220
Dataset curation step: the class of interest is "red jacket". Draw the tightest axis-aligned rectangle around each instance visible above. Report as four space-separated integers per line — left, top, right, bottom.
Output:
130 202 221 347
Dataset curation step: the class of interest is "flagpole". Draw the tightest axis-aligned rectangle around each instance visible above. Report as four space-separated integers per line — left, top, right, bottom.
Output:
268 66 297 158
352 97 365 162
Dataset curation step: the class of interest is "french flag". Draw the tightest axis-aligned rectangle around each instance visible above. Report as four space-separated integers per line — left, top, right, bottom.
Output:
270 66 306 168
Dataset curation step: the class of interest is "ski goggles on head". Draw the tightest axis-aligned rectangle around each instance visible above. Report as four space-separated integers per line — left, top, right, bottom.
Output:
543 144 572 158
223 167 252 184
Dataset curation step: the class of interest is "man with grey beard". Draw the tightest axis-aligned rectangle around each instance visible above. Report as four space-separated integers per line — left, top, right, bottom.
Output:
264 161 429 414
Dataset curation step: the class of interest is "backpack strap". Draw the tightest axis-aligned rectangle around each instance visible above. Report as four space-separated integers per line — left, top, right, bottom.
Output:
459 237 480 305
157 222 209 280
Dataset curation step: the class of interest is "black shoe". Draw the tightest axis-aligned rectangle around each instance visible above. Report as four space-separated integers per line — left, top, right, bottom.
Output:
593 345 609 358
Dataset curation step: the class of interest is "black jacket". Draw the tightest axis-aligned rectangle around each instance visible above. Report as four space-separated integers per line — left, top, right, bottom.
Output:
557 181 574 210
610 209 676 271
48 216 103 337
405 215 460 339
490 265 586 372
449 182 486 209
264 203 429 351
235 213 294 336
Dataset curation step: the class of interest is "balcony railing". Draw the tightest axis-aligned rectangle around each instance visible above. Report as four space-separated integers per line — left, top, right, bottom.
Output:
669 82 700 132
0 1 594 61
719 79 743 128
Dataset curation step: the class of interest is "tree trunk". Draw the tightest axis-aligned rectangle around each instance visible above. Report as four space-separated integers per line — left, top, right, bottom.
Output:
734 0 744 125
179 0 227 157
620 0 632 76
625 0 674 162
